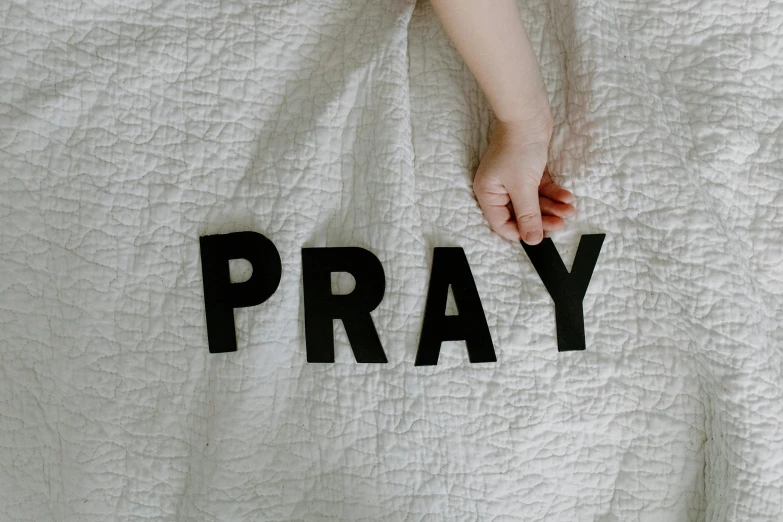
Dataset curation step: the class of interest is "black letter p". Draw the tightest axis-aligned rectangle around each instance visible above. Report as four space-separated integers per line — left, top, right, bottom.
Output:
199 231 282 353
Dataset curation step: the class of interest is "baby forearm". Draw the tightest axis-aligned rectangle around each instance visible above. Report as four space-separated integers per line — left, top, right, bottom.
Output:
430 0 551 128
432 0 571 245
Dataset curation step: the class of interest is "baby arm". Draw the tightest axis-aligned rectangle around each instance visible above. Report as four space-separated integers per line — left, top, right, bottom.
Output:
431 0 575 245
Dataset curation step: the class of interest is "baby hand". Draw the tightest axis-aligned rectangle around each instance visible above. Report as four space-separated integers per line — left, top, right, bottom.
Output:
473 118 575 245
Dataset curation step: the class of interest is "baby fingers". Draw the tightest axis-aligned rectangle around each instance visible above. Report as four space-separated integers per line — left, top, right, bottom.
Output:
539 196 576 219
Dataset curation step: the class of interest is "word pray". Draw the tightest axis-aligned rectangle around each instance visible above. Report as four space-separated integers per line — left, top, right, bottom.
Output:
199 232 605 365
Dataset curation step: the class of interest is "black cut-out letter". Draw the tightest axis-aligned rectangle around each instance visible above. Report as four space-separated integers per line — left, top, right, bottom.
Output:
415 248 496 366
199 231 282 353
301 248 387 363
521 234 605 352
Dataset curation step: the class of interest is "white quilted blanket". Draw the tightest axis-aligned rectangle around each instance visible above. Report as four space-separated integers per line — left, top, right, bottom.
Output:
2 0 782 520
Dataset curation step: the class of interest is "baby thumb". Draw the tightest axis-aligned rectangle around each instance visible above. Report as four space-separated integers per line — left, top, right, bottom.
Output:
509 178 543 245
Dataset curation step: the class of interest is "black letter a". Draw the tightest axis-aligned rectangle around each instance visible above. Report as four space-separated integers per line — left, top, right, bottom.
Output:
520 234 605 352
199 231 282 353
415 248 496 366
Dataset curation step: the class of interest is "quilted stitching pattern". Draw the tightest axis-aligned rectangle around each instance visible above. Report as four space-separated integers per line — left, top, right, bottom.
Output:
1 0 781 520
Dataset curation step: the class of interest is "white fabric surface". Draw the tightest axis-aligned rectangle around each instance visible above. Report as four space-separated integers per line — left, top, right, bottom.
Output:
1 0 782 520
